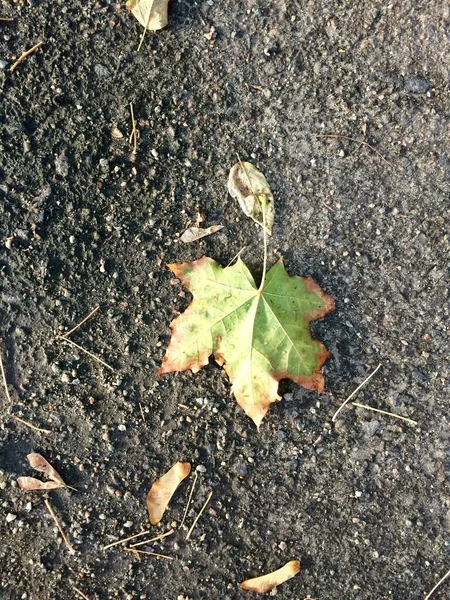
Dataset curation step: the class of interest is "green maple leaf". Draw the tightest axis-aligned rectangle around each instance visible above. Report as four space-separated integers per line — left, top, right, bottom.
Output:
157 256 335 427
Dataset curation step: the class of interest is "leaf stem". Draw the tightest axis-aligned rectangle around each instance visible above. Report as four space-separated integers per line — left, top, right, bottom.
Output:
258 194 268 292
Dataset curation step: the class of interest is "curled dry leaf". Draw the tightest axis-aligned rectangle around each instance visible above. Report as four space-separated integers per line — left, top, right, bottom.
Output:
228 162 274 235
147 462 191 525
126 0 169 31
26 452 66 486
240 560 301 593
17 476 64 492
180 225 224 244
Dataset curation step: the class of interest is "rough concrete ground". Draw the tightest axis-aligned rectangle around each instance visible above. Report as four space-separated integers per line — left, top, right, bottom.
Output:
0 1 449 599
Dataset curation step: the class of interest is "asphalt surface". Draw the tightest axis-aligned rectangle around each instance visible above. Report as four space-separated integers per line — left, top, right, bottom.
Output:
0 1 449 599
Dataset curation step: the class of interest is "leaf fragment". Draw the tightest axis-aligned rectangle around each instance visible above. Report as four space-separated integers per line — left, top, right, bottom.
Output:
240 560 301 593
180 225 224 244
26 452 66 486
158 257 334 427
147 462 191 525
126 0 169 31
228 162 274 235
17 476 64 492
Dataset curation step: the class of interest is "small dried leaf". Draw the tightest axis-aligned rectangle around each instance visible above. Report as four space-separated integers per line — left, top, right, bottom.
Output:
147 462 191 525
228 162 274 235
240 560 301 593
17 476 64 492
180 225 224 244
111 127 124 139
126 0 169 31
27 453 66 486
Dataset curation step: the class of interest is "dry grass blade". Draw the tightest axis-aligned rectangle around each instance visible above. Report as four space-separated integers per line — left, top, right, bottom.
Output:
44 498 75 555
13 416 51 434
423 568 450 600
240 560 301 593
58 336 114 371
185 490 213 541
10 40 43 73
73 587 92 600
352 402 418 426
27 452 66 486
332 363 382 422
147 462 191 525
129 102 139 155
129 528 174 548
59 306 100 338
180 471 198 529
315 133 394 167
0 339 12 403
102 529 150 551
0 17 15 21
124 547 174 560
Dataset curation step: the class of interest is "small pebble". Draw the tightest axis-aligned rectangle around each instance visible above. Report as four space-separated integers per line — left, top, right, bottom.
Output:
61 372 71 383
355 491 362 498
196 464 207 473
6 513 17 523
405 77 430 93
94 64 110 77
0 59 8 70
278 541 287 551
123 521 133 529
117 424 126 432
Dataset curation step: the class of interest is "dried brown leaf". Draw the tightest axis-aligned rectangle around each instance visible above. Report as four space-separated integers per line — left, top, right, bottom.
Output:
240 560 301 593
180 225 224 244
228 161 274 235
27 452 66 486
17 476 64 492
147 462 191 525
126 0 169 31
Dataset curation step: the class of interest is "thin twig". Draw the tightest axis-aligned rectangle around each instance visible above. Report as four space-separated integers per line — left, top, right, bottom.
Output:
73 587 92 600
102 529 150 550
58 337 114 371
44 498 75 555
129 528 174 548
137 3 152 52
60 306 100 338
129 103 139 155
423 568 450 600
186 490 213 541
124 548 174 560
245 83 264 92
226 246 247 268
332 363 382 422
315 133 394 168
13 416 51 434
180 471 198 529
9 40 43 73
0 17 14 21
0 340 12 403
352 402 418 426
177 403 190 410
139 401 146 422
